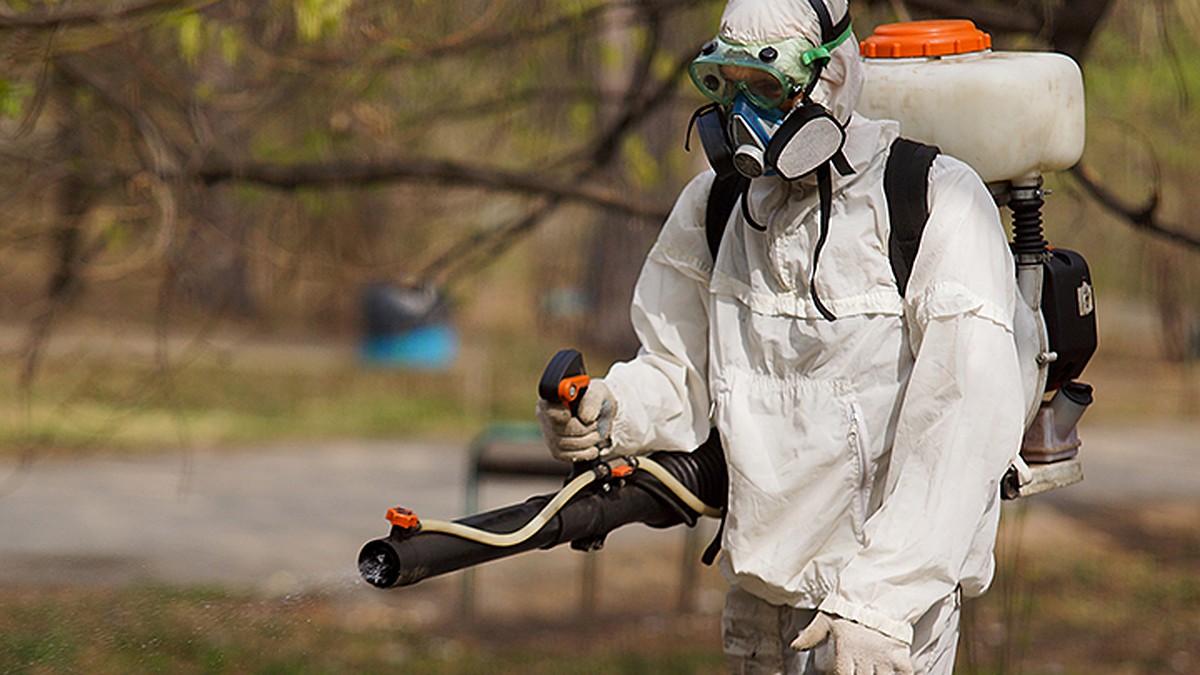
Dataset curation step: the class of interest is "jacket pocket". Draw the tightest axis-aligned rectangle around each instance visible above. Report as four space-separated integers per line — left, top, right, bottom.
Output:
713 370 868 595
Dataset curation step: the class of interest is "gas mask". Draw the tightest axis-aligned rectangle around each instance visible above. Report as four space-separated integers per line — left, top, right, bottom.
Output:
687 0 854 181
724 92 852 180
727 95 785 178
686 0 855 321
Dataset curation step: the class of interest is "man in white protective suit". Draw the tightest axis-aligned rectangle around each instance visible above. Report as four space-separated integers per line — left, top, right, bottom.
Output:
538 0 1026 672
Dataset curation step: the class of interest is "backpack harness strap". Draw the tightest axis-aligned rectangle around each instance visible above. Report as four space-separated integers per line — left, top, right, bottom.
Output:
703 137 940 295
883 138 941 297
705 172 750 262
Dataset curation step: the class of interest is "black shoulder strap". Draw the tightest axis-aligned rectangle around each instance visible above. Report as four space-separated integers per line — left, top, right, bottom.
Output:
705 138 939 288
884 138 940 297
705 172 749 262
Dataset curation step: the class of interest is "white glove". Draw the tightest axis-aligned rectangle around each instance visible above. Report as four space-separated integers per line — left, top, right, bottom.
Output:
791 612 913 675
537 379 617 462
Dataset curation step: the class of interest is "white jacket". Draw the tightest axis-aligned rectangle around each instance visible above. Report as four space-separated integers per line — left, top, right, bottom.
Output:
602 113 1025 645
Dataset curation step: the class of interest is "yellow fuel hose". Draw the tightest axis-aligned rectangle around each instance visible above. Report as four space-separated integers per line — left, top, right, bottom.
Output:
414 456 720 546
634 457 724 519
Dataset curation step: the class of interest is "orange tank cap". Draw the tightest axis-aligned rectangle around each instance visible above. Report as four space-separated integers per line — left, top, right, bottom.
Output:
860 20 992 58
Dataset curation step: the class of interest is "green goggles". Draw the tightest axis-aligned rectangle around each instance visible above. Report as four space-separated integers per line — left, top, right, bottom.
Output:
687 29 853 109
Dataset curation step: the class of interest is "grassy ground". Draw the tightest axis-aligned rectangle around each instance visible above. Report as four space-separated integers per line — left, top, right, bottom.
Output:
1 301 1196 458
2 499 1196 674
0 320 567 457
959 501 1200 674
0 583 727 674
0 291 1195 674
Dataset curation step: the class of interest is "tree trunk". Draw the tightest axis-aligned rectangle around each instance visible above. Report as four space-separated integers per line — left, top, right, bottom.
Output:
170 183 255 317
21 70 97 387
1048 0 1117 61
166 8 255 318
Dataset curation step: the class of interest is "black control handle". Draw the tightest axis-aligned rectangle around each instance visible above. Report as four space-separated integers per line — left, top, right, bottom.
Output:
538 348 589 417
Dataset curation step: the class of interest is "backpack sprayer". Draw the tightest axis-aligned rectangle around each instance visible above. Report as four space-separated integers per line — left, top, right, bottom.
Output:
358 20 1099 590
856 20 1097 497
358 349 726 589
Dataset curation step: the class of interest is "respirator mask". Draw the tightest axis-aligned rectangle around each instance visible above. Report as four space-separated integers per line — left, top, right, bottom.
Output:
687 9 854 180
685 0 855 321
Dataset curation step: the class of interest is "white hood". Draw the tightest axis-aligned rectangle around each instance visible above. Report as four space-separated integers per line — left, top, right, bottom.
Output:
718 0 863 124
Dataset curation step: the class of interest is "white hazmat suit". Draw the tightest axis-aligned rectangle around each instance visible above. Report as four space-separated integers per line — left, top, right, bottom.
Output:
546 0 1026 672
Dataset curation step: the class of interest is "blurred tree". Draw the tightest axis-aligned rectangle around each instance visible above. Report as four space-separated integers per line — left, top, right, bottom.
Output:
1 0 1198 372
1 1 715 343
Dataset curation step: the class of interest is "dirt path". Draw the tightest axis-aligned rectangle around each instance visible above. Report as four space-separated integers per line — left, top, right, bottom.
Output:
0 421 1195 595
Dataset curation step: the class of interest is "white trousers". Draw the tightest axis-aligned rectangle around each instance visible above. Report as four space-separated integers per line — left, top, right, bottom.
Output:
721 585 961 674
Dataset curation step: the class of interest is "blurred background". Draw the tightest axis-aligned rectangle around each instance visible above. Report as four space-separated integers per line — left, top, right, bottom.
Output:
0 0 1197 673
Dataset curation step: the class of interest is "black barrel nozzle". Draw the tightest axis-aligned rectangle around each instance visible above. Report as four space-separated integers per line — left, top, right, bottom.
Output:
359 538 402 589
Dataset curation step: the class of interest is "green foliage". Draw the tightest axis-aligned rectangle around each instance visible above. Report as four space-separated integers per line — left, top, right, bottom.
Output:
293 0 352 42
622 133 662 189
1018 1 1200 321
599 39 625 72
174 11 205 65
219 26 243 65
568 99 597 136
0 79 32 119
1084 5 1200 168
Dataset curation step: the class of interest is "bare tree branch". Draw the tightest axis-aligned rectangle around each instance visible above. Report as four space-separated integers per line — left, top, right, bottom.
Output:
420 197 559 288
286 0 710 71
422 35 702 286
900 0 1041 33
896 0 1118 60
583 43 697 167
1070 162 1200 252
195 156 671 221
1046 0 1116 61
55 57 186 170
0 0 216 29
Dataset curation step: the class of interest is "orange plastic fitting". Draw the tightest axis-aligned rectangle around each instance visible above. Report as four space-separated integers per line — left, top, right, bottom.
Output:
386 507 420 529
611 464 634 478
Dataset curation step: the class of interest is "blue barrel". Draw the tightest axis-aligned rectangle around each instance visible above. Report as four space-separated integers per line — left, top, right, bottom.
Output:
360 284 458 369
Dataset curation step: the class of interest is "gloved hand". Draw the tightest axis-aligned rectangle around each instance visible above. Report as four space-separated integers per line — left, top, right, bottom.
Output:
537 379 617 462
790 612 913 675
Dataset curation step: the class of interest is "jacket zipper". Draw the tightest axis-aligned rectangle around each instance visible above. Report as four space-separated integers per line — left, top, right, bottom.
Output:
847 402 871 529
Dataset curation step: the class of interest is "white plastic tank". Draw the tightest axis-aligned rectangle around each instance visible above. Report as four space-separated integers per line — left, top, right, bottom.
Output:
856 20 1085 184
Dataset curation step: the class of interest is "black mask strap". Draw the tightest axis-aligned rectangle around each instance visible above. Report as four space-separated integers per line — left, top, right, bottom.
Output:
810 163 837 321
801 0 851 101
807 0 849 46
740 182 766 232
831 148 854 176
687 103 740 178
685 103 720 153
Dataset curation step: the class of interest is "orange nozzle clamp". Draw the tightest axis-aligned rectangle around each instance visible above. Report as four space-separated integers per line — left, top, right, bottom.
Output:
557 375 591 405
386 507 420 529
611 464 634 478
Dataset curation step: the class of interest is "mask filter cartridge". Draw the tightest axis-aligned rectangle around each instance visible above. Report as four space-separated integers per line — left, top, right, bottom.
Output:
728 96 784 178
766 103 848 181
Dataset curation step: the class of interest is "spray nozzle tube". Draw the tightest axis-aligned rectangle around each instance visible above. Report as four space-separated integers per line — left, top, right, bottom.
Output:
358 434 727 589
